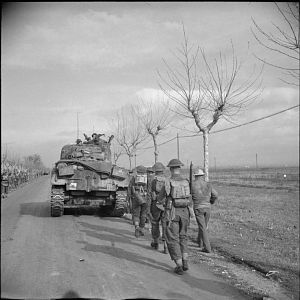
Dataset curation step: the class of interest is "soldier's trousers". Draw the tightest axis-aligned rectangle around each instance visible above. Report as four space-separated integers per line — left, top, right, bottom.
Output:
150 201 167 242
165 207 189 261
194 207 211 252
132 201 148 228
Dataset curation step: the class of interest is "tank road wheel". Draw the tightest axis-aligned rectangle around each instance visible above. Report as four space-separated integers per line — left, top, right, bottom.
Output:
51 204 64 217
112 190 128 217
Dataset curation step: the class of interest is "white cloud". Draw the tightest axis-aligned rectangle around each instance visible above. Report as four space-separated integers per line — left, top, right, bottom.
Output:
2 7 165 70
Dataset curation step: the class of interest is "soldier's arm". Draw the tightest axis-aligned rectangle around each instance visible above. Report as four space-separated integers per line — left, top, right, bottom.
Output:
187 192 196 218
210 187 218 204
150 179 156 200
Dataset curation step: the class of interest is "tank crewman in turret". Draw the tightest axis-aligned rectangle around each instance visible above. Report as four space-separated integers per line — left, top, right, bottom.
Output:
128 165 148 238
150 162 168 253
83 133 91 144
191 168 218 253
108 135 114 144
156 158 196 275
92 133 105 145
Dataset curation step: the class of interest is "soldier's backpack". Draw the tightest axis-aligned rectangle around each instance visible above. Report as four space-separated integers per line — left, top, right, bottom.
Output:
154 176 165 193
135 174 147 185
133 185 147 205
170 179 190 207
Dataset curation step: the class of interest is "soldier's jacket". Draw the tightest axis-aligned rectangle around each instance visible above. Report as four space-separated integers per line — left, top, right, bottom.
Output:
151 175 166 202
147 173 155 201
156 174 193 221
128 175 147 205
191 180 218 209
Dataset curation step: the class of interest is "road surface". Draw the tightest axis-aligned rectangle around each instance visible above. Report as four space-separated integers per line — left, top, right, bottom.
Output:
1 176 249 300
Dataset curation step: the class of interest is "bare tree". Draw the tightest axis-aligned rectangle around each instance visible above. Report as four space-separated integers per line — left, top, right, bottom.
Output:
134 98 172 163
111 140 124 165
110 105 148 170
251 2 299 86
159 29 263 180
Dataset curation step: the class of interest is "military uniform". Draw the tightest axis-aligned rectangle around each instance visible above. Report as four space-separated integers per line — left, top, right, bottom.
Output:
128 165 148 237
1 172 9 197
191 169 218 253
157 159 195 275
149 162 168 252
146 167 155 224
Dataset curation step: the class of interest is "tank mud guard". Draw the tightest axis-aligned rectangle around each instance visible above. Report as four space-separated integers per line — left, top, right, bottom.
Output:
112 190 128 217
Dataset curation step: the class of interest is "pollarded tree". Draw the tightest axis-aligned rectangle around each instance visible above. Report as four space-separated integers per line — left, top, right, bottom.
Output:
134 98 172 164
110 105 148 170
159 28 263 181
251 2 299 86
111 139 124 165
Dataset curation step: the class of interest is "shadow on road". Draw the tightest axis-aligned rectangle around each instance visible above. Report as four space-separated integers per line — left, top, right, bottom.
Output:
19 202 51 217
77 221 245 298
78 221 151 252
78 239 242 298
18 203 115 218
61 290 105 299
78 240 172 273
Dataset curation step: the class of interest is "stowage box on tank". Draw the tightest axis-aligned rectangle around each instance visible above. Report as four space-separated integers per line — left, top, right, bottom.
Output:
50 133 129 217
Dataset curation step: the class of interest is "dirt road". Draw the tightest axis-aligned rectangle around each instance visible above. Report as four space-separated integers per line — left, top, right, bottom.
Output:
1 176 249 300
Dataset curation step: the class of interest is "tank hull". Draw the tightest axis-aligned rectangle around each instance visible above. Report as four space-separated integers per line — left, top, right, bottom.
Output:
50 140 129 217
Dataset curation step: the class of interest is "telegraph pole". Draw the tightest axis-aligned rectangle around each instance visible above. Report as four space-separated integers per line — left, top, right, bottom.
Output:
177 133 180 160
256 153 258 169
214 157 217 172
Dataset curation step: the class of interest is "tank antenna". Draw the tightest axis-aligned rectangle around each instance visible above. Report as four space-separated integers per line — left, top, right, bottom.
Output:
77 112 79 140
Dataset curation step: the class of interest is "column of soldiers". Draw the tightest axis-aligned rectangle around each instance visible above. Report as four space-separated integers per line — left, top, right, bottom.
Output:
128 158 218 275
1 165 46 198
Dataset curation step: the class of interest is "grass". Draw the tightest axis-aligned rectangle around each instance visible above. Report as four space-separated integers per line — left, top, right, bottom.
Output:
187 177 299 299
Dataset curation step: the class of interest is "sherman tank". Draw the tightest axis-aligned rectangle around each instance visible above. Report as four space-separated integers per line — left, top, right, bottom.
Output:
50 133 129 217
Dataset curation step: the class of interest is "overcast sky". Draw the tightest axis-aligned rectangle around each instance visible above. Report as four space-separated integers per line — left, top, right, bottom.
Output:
1 2 299 169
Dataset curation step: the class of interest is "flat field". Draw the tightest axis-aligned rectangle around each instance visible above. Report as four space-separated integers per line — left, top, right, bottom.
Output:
187 167 299 298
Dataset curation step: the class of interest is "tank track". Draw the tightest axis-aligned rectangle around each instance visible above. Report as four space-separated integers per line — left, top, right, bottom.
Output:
112 190 128 217
50 189 65 217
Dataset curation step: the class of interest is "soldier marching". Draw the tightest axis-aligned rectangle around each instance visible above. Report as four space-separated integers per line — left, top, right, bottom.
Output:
1 162 48 198
127 158 217 275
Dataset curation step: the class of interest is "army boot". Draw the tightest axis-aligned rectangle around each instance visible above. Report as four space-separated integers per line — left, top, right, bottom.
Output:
174 265 184 275
135 226 140 238
182 260 189 271
174 259 184 275
139 227 145 236
151 240 159 250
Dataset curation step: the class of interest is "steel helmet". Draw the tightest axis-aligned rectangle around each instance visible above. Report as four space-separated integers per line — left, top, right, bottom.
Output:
136 165 147 174
167 158 184 168
194 168 205 176
147 167 154 173
152 162 165 172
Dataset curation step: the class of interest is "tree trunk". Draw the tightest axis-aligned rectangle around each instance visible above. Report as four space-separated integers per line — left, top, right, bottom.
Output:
128 155 132 170
203 129 209 182
152 134 158 164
